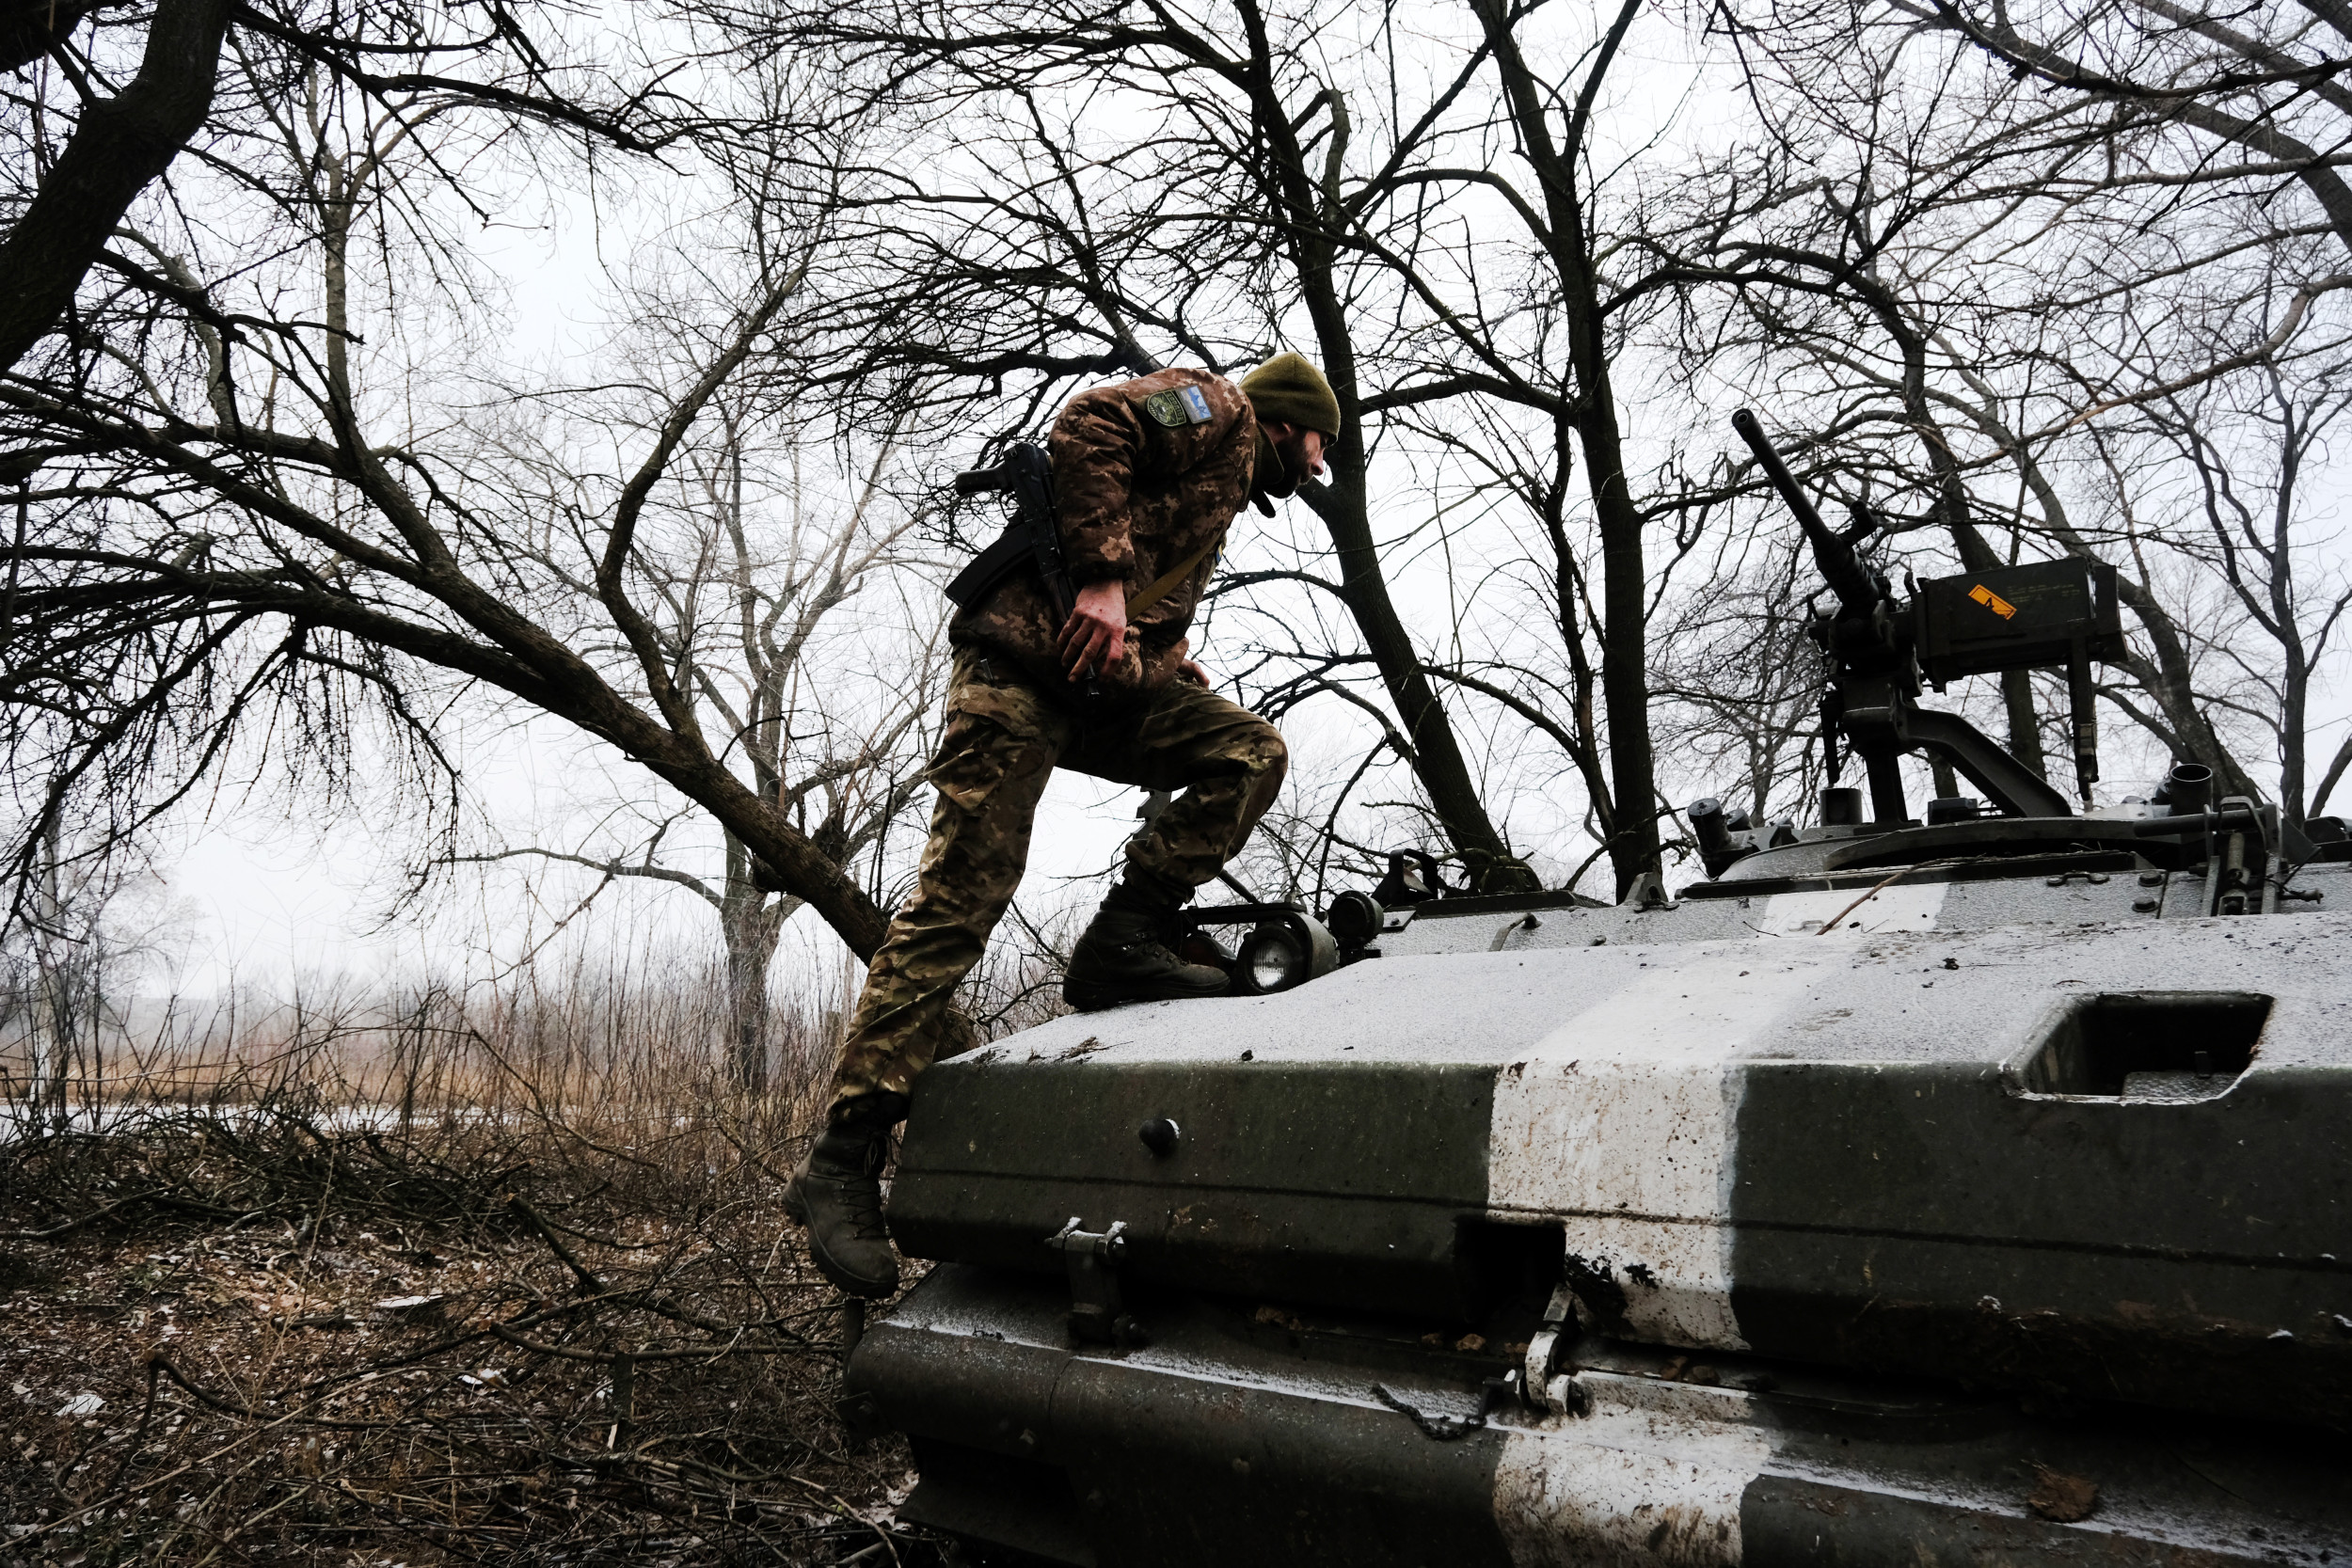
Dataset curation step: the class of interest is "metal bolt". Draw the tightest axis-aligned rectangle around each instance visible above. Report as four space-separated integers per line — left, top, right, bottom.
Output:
2132 896 2159 912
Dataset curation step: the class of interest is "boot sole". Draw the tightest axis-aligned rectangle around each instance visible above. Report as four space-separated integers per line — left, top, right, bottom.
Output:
805 1237 898 1299
1063 977 1230 1011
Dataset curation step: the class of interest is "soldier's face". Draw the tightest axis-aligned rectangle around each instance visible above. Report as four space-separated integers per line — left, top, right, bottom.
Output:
1267 424 1329 484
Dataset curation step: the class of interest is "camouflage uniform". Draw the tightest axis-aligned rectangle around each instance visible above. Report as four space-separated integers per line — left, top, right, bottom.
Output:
949 367 1259 703
830 648 1286 1103
828 367 1285 1108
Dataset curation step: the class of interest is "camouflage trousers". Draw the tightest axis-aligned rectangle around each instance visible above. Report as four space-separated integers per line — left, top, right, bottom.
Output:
828 647 1287 1111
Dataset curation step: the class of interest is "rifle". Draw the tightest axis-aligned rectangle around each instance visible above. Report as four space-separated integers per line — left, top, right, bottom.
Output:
946 442 1101 704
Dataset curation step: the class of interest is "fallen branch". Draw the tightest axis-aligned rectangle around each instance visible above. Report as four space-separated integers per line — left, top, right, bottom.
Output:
508 1191 606 1294
1811 858 1977 934
0 1187 165 1240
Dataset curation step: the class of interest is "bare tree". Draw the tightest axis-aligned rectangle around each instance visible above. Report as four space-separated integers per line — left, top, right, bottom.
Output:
2137 364 2352 822
0 24 918 963
19 0 2344 968
1454 0 1666 890
1642 0 2352 817
1914 0 2352 261
1649 532 1825 832
709 0 1596 891
707 0 1834 895
1 813 184 1126
0 0 675 371
453 409 945 1089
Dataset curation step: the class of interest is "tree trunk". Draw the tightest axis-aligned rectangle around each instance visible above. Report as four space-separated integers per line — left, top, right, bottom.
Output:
1545 505 1620 851
1578 396 1662 895
1232 5 1536 892
2269 425 2312 826
1471 0 1661 895
719 832 787 1093
30 817 74 1129
0 0 231 370
1299 481 1539 890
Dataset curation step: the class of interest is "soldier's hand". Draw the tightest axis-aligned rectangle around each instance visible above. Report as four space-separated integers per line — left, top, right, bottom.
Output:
1177 658 1210 687
1058 579 1128 680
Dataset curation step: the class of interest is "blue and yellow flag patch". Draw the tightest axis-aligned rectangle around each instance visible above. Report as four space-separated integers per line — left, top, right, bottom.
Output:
1142 386 1214 427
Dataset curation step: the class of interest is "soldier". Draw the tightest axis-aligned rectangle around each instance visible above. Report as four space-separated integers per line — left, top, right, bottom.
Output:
785 353 1342 1296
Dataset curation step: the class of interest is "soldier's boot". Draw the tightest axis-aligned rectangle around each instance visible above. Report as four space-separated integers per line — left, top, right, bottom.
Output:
785 1092 909 1298
1063 879 1230 1011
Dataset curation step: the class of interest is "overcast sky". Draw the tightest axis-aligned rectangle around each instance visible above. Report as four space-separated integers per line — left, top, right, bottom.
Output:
122 4 2352 1004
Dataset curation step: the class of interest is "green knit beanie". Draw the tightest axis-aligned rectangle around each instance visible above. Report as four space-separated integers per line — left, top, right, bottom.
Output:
1241 352 1341 439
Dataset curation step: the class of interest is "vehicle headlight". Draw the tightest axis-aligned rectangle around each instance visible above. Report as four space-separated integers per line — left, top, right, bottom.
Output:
1237 926 1309 993
1232 915 1339 995
1323 889 1383 948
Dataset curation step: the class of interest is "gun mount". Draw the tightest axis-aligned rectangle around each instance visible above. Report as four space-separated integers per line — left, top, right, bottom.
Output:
1732 408 2123 820
842 416 2352 1568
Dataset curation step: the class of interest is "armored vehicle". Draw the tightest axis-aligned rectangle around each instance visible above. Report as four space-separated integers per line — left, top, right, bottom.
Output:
845 415 2352 1565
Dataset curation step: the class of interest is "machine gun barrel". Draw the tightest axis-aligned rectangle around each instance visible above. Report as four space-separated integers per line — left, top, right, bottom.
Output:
1732 409 1875 612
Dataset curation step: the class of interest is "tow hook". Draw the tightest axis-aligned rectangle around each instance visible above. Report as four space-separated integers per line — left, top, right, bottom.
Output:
1046 1217 1147 1352
1522 1283 1591 1417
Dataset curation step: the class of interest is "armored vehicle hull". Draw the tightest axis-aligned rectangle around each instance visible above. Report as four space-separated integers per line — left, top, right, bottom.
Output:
849 853 2352 1564
854 420 2351 1562
859 1268 2350 1566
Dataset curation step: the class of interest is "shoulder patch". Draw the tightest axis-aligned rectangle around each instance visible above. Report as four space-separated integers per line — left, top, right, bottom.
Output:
1142 386 1213 427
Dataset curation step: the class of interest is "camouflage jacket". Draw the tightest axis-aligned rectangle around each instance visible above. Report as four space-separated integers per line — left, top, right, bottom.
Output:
948 368 1257 710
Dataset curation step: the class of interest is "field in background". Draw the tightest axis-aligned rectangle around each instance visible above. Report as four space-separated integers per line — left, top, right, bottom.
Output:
0 947 1070 1566
1 947 859 1127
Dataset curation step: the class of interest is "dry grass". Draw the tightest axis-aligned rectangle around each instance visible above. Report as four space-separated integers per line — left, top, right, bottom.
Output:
0 945 859 1118
0 955 1030 1568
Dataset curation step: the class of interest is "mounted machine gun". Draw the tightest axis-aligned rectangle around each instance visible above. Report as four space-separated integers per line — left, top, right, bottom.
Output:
1732 408 2118 822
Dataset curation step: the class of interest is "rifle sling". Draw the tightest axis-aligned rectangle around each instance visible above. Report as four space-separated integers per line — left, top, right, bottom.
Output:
1124 533 1221 617
944 524 1033 612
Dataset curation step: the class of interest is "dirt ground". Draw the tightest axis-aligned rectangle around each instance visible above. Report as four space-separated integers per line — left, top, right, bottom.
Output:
0 1104 938 1567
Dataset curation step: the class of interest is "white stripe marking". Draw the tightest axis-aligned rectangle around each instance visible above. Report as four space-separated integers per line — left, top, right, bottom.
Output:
1487 960 1823 1352
1492 1391 1769 1567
